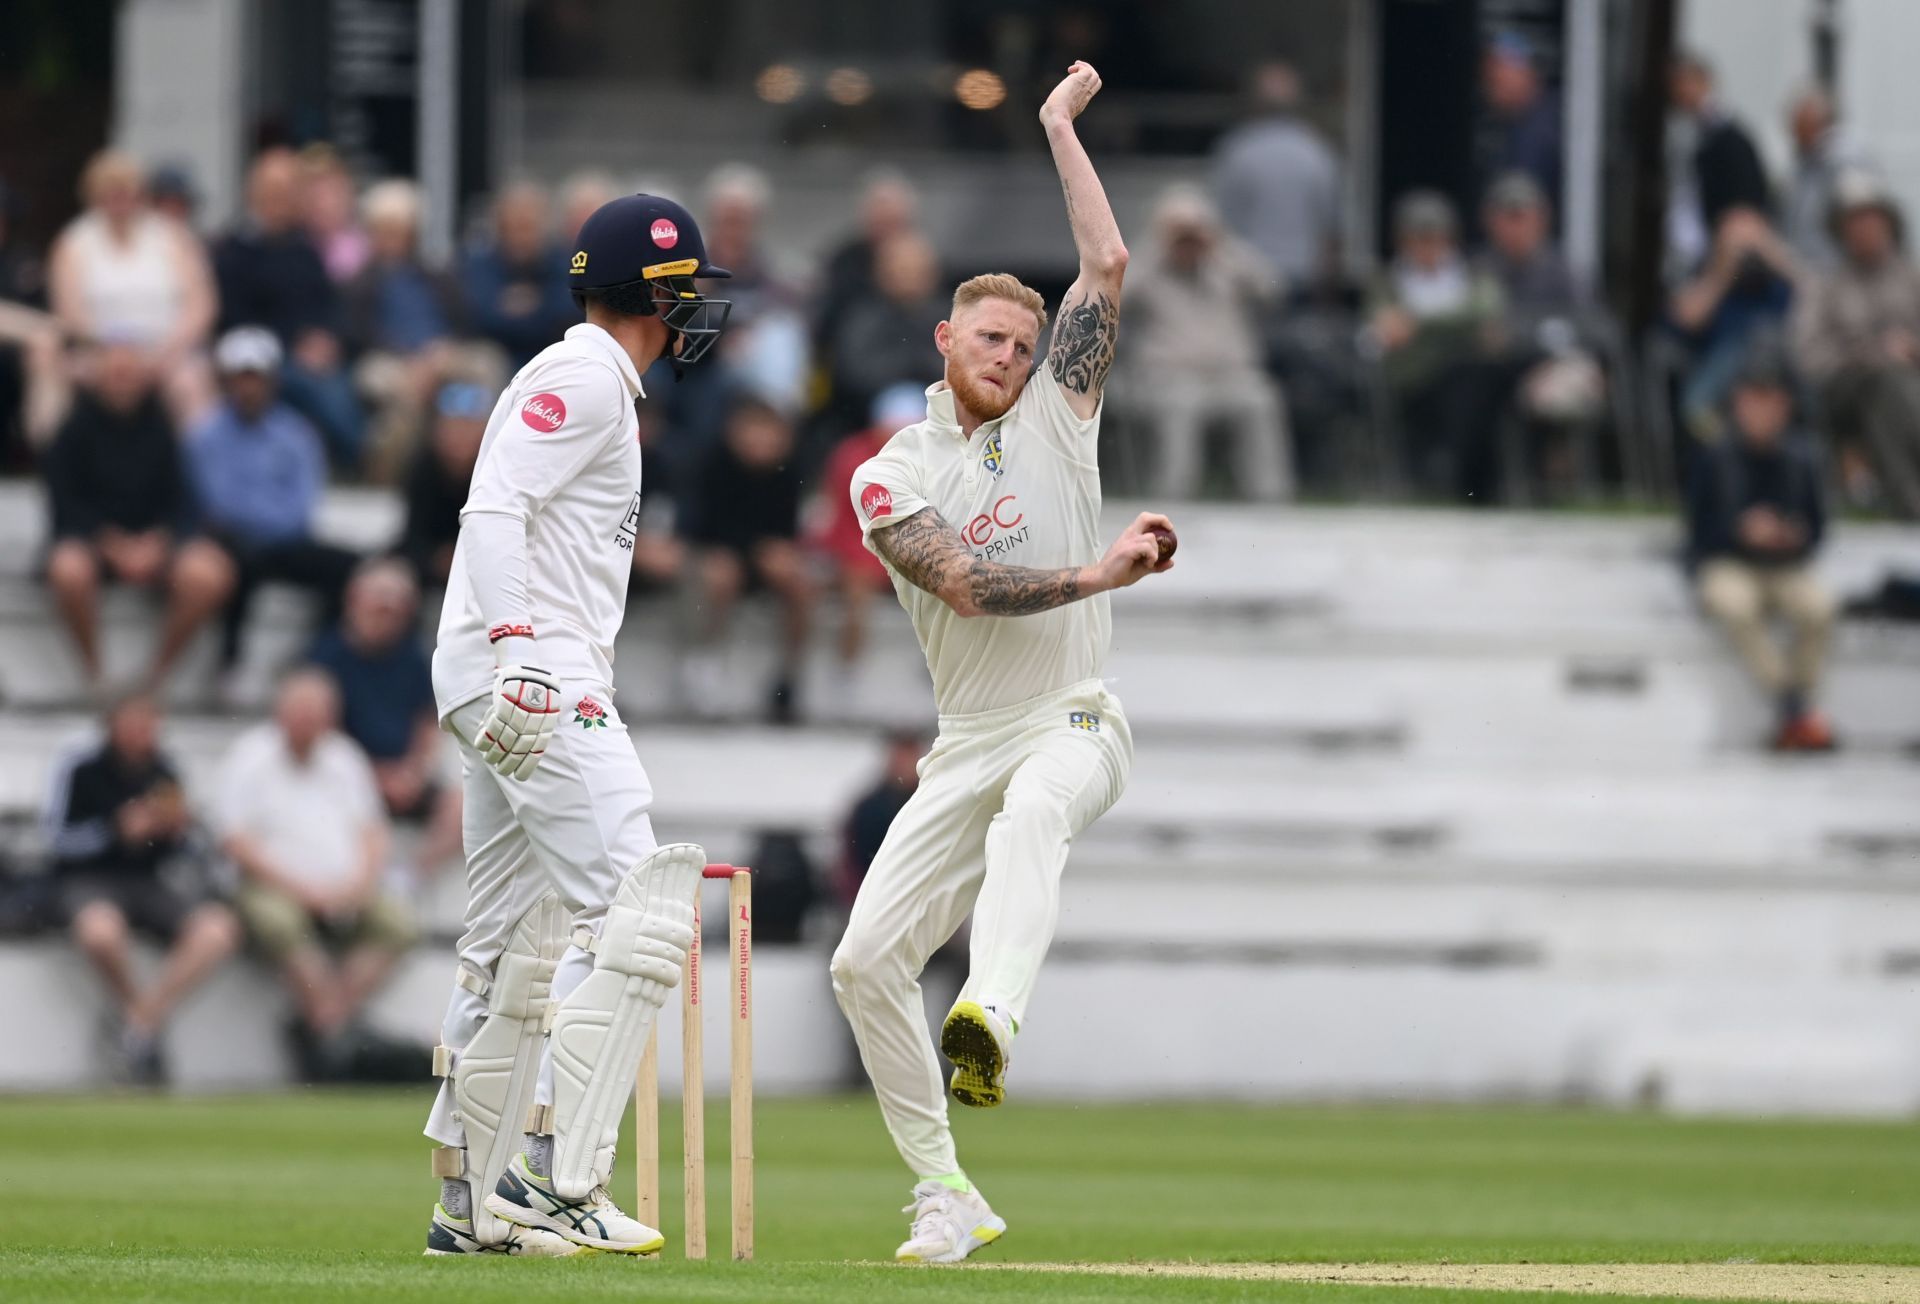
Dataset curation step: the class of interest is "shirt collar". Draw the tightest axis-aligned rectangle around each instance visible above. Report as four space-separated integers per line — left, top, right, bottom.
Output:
566 322 646 400
922 380 1009 444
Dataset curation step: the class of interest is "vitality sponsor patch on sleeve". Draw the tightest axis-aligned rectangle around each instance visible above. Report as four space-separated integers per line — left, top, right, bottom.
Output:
860 483 894 520
520 392 567 432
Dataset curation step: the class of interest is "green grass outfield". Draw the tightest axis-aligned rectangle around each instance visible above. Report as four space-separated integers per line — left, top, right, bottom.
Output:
1 1091 1915 1303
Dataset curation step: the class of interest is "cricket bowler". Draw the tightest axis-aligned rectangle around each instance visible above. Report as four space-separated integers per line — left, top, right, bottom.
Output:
830 62 1176 1262
418 193 732 1255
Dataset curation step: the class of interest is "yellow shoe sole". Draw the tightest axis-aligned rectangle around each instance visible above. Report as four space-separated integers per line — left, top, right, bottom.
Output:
941 1001 1005 1108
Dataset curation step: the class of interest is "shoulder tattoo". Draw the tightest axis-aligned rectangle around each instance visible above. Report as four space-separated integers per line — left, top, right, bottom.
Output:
1046 289 1118 396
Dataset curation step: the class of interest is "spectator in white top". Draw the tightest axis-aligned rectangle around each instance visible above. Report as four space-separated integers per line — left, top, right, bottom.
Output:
217 669 416 1075
1123 186 1293 500
1210 61 1342 294
48 150 218 424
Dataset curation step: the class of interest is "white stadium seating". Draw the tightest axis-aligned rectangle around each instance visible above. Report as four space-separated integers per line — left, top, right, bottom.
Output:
1 480 1917 1112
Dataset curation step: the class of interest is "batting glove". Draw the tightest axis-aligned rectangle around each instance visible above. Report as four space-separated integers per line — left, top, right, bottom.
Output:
477 663 562 780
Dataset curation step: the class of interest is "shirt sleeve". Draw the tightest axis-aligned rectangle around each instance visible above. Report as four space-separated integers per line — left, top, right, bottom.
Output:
44 749 111 866
1016 366 1102 464
459 354 626 646
850 446 931 544
462 354 625 524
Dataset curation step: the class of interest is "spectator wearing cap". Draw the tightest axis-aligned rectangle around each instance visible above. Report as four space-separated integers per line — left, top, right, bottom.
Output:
1668 52 1773 272
187 327 359 670
1790 173 1920 518
460 182 575 371
1481 32 1562 213
1478 174 1581 320
827 232 947 422
49 150 218 426
44 692 240 1083
147 164 201 234
307 558 462 873
807 384 925 711
1125 185 1293 500
679 395 817 723
215 668 416 1079
43 339 236 689
1210 61 1342 293
1781 87 1869 269
213 148 362 466
1687 349 1836 751
300 146 371 285
1369 191 1509 500
344 179 490 481
397 380 490 586
1669 205 1799 441
1476 172 1606 497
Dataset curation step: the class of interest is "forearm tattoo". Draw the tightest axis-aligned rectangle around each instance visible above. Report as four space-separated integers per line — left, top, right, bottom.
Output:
1047 288 1118 396
874 508 1085 617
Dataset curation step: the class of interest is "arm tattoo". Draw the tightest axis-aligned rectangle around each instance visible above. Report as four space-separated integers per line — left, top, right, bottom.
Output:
873 508 1086 617
1046 288 1118 396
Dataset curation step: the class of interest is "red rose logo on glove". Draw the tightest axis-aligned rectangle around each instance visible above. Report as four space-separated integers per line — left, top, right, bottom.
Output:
521 393 566 432
650 219 679 249
861 484 893 519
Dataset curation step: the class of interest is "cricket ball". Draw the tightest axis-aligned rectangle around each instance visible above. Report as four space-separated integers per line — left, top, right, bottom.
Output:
1149 524 1177 561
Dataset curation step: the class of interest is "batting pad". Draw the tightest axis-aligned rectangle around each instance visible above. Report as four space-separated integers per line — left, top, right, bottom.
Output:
440 892 569 1244
548 842 705 1198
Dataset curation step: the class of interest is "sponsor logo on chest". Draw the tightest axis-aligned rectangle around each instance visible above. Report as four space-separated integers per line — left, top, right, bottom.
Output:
963 494 1029 561
614 491 642 550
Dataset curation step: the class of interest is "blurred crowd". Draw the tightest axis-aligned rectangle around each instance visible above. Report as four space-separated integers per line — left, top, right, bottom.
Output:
6 35 1920 1083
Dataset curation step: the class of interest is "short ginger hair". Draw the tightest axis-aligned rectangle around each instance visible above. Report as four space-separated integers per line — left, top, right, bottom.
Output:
951 273 1047 330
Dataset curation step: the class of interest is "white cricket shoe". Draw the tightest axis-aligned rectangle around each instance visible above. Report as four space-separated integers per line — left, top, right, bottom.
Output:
422 1202 578 1256
940 1000 1014 1108
894 1180 1008 1263
485 1152 666 1254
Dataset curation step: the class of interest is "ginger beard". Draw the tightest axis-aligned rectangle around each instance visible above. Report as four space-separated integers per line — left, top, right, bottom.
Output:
938 299 1040 426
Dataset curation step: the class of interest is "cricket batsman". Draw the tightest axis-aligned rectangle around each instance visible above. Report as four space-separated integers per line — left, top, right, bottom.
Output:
418 194 733 1255
831 62 1176 1262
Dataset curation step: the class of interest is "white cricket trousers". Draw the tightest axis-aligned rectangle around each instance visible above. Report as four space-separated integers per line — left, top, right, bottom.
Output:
830 678 1133 1178
423 687 659 1151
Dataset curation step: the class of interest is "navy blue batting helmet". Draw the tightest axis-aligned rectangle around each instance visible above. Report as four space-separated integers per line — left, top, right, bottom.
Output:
570 194 732 367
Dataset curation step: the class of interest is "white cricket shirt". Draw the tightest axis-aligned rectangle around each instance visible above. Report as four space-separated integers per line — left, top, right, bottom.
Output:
434 323 644 718
852 370 1110 717
213 725 384 892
